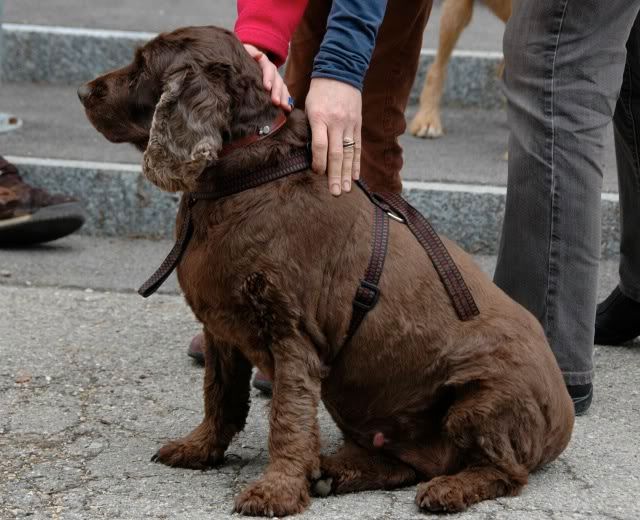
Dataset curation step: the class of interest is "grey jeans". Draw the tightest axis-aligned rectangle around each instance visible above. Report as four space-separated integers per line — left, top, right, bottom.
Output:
494 0 640 385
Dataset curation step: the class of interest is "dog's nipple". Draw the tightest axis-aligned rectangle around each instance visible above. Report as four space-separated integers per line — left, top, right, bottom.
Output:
372 432 386 448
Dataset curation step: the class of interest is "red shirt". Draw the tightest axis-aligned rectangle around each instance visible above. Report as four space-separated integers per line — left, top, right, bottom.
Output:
235 0 308 67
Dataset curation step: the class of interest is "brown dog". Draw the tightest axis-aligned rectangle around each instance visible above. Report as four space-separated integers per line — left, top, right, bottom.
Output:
79 26 573 517
409 0 511 138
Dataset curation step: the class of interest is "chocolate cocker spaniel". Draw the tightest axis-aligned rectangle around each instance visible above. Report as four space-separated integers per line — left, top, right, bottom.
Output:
79 26 574 517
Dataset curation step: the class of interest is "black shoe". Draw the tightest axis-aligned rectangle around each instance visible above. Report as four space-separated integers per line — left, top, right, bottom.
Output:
252 371 273 395
187 333 205 365
567 383 593 416
594 287 640 345
0 156 85 245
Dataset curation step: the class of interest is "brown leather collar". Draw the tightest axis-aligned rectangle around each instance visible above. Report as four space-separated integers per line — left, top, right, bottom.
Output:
219 110 288 158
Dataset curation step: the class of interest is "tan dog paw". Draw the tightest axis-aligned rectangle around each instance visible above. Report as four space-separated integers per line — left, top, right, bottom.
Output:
409 109 444 139
234 473 310 517
151 437 225 470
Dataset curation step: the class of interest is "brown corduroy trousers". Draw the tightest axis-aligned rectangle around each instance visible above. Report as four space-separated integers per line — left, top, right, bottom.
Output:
284 0 434 193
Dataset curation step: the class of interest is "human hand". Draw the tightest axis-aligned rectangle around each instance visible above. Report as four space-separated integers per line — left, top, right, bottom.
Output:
305 78 362 196
243 44 293 112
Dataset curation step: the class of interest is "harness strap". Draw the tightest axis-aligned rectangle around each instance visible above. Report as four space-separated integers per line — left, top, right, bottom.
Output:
345 204 389 343
138 197 196 297
356 180 479 322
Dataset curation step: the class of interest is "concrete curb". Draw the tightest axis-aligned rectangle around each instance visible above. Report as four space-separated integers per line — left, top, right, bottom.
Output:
9 155 621 258
1 24 505 108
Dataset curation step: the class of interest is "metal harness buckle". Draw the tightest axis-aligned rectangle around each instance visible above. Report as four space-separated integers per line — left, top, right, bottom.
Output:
353 279 380 311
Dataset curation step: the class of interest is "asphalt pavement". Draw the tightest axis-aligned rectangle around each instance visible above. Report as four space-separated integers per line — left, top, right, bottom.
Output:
1 236 639 519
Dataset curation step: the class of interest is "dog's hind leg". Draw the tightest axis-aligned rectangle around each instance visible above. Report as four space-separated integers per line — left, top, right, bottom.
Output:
152 332 252 469
416 465 525 513
313 438 418 496
415 381 531 513
409 0 474 139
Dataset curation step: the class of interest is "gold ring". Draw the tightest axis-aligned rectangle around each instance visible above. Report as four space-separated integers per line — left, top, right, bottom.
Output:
343 138 356 149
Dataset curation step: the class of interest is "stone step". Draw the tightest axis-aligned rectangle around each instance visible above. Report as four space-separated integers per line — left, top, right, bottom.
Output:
3 155 621 258
1 0 505 107
3 0 504 51
0 82 621 256
1 24 503 108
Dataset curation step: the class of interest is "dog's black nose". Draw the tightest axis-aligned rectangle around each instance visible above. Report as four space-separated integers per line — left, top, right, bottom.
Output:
77 84 92 104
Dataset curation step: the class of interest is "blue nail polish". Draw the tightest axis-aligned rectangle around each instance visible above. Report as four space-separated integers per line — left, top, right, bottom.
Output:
288 96 295 108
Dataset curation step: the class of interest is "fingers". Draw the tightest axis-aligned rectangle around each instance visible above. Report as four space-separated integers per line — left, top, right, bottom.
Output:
270 74 293 112
310 120 329 178
309 121 356 196
352 124 362 181
305 78 363 197
341 132 356 193
327 127 345 196
243 44 293 112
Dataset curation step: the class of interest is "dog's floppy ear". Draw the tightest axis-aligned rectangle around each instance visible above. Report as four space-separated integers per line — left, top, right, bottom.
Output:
142 62 232 192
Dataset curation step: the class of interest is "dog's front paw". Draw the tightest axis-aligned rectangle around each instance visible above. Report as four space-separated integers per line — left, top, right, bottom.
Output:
151 437 225 470
415 477 467 513
234 473 310 517
409 109 444 139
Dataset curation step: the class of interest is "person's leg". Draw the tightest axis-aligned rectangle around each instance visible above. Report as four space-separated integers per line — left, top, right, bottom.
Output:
285 0 434 193
595 12 640 345
361 0 434 192
283 1 332 107
616 17 640 299
494 0 640 412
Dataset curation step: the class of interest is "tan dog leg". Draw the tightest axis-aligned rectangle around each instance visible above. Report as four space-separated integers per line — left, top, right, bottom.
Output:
482 0 511 23
313 439 417 496
152 332 252 469
409 0 474 138
234 334 323 517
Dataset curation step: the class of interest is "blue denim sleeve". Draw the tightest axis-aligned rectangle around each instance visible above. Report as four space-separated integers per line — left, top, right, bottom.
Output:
311 0 389 91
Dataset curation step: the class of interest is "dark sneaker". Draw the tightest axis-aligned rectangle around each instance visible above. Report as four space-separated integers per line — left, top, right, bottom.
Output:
567 383 593 416
595 286 640 345
187 332 205 364
252 370 273 395
0 156 85 245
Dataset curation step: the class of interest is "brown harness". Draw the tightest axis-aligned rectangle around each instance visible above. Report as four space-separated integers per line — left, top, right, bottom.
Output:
139 120 479 343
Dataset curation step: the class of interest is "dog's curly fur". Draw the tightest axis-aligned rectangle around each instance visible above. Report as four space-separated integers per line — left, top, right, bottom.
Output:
80 26 574 517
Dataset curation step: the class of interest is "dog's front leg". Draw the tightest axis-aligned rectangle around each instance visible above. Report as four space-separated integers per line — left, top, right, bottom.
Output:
153 331 252 469
235 333 322 517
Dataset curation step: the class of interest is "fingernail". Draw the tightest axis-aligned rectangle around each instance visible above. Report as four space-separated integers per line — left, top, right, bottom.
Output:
343 181 351 192
288 96 295 108
330 184 341 196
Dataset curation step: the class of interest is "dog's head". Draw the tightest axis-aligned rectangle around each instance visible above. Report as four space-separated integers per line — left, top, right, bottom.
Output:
79 26 276 192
